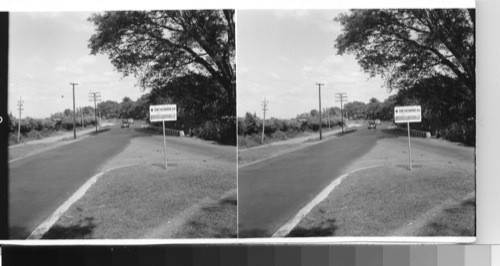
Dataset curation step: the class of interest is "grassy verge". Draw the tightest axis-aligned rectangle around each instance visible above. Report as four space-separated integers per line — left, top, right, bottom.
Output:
238 128 353 166
238 131 307 149
288 164 474 237
415 196 475 236
42 163 235 239
287 135 475 237
9 143 59 161
42 135 236 239
238 143 312 166
172 191 237 238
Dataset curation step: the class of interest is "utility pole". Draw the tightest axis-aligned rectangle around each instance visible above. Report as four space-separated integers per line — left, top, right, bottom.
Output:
17 97 23 142
261 97 268 144
70 82 78 139
316 83 324 140
89 91 101 133
335 92 348 133
326 107 330 129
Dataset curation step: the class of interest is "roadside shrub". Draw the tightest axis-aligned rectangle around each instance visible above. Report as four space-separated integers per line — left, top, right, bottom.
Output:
271 130 287 140
217 118 236 145
26 130 42 140
237 117 246 135
238 134 263 148
9 133 20 145
441 122 475 146
196 118 236 145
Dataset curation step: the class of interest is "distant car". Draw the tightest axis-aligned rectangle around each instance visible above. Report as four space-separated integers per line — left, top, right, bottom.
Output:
121 119 130 128
368 120 377 129
128 118 134 124
375 119 381 125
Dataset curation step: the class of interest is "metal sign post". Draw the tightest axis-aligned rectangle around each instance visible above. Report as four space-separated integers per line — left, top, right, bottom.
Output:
150 104 177 171
394 105 421 171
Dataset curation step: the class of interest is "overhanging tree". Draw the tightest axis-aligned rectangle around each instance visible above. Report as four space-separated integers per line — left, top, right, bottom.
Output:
335 9 475 93
88 10 236 110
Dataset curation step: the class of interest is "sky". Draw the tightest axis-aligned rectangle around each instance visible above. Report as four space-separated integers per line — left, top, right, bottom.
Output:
8 12 145 118
237 10 395 119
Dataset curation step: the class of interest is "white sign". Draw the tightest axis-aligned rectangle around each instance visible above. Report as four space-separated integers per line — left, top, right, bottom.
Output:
150 104 177 122
394 106 421 123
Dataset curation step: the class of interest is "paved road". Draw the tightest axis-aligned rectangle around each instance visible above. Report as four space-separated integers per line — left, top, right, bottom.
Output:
8 123 235 239
238 123 396 237
8 124 143 239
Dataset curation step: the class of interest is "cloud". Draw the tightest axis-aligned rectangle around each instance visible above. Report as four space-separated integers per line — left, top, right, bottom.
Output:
25 12 63 20
272 10 312 20
238 66 249 74
302 66 314 72
76 55 97 66
269 72 280 79
53 55 96 75
272 10 344 34
54 65 68 72
278 56 291 63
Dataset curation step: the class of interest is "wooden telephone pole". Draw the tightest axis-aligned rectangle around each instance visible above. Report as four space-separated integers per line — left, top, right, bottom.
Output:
89 91 101 133
316 83 324 140
17 97 23 142
261 97 268 144
70 82 78 139
335 92 348 133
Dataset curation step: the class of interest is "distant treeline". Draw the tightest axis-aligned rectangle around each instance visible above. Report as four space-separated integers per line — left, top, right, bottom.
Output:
238 109 345 148
8 108 100 144
238 110 344 137
97 74 235 145
9 73 236 145
239 75 475 147
343 76 474 146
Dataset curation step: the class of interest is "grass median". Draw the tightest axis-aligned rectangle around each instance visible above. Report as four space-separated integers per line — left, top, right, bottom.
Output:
42 163 236 239
42 134 236 239
287 135 475 237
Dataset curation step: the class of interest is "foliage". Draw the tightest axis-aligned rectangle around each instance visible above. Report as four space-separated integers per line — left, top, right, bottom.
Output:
88 10 235 105
98 100 120 119
366 98 381 120
238 109 343 138
343 101 367 120
335 9 475 145
88 11 236 145
335 9 475 92
148 74 236 145
395 75 475 145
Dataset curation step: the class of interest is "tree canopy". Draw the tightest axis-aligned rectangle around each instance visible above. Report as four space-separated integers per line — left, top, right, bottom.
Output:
88 10 235 102
335 9 475 93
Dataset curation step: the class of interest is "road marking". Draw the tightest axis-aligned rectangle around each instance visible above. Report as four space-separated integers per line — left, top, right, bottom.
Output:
27 172 102 239
272 165 382 238
27 163 141 239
